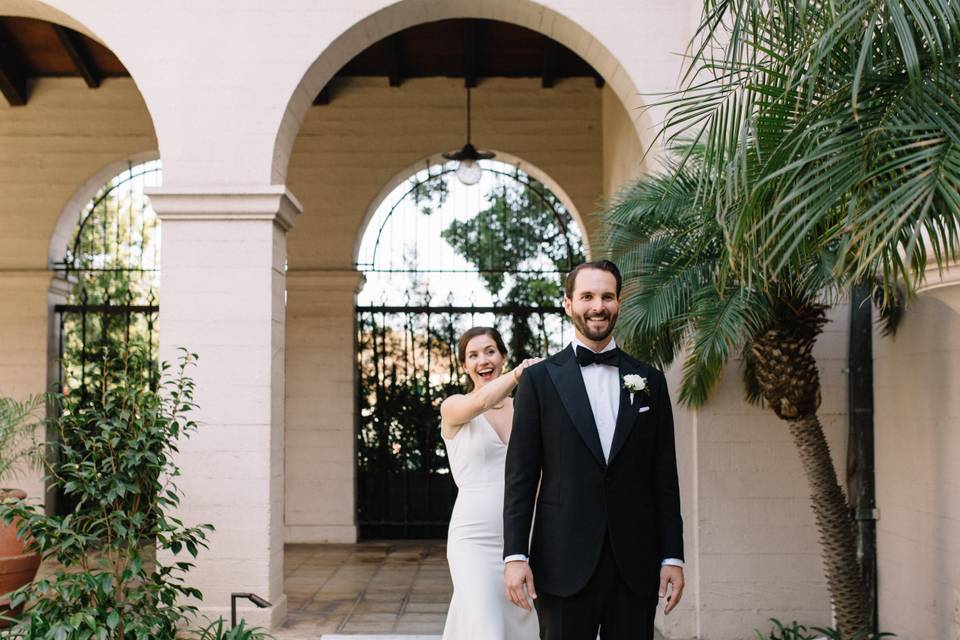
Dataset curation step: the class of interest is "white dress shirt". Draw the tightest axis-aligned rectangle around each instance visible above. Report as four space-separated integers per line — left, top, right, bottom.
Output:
505 337 683 569
572 335 620 462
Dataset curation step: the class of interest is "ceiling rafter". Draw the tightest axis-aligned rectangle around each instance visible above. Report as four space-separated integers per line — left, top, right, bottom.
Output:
52 24 101 88
386 33 403 87
542 40 558 88
0 29 27 106
313 84 331 105
463 21 478 88
309 19 602 106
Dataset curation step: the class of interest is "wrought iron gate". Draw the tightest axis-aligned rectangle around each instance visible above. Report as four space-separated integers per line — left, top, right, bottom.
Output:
53 161 161 514
355 161 583 539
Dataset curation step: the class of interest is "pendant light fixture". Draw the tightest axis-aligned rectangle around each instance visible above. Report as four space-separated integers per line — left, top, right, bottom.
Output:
443 87 495 185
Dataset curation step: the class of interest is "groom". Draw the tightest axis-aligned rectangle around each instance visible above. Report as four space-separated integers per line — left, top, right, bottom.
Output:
503 260 684 640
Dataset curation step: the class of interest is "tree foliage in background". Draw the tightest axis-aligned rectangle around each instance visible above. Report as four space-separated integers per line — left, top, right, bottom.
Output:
441 173 585 364
356 310 461 475
61 165 160 400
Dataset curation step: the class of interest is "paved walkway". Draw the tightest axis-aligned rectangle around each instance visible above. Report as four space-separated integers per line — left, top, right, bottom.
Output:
276 542 451 639
37 542 664 638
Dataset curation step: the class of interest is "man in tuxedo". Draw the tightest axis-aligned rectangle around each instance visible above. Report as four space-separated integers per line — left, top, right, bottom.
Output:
503 260 684 640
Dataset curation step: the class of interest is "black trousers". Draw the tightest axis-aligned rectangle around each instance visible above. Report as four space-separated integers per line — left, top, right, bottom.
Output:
534 534 659 640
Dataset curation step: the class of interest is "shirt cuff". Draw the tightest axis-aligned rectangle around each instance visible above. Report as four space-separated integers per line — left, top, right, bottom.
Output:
661 558 684 567
504 554 529 564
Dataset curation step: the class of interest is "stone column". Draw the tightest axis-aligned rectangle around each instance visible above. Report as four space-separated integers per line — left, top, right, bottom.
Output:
147 187 300 629
284 269 364 543
0 270 70 505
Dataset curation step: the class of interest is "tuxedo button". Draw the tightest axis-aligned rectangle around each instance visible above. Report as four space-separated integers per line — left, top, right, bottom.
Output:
604 475 615 485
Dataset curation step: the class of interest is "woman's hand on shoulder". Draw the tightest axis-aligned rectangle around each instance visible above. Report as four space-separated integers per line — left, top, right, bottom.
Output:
511 357 543 382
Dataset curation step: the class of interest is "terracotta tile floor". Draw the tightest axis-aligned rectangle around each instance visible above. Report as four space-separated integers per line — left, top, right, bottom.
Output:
274 542 451 639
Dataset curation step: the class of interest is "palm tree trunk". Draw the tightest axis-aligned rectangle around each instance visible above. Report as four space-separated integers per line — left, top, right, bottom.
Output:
751 303 868 636
788 413 868 637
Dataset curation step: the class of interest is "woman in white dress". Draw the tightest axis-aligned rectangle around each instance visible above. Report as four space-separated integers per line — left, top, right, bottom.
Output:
440 327 540 640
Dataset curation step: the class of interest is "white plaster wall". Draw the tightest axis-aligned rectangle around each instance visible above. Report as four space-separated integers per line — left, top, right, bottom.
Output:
288 76 605 269
0 272 68 502
663 362 701 640
0 78 157 269
602 83 647 198
6 0 700 188
874 274 960 640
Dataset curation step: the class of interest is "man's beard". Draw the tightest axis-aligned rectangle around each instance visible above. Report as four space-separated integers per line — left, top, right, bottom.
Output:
572 310 618 342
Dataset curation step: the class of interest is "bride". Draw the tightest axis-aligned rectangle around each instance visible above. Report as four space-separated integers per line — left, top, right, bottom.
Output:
440 326 540 640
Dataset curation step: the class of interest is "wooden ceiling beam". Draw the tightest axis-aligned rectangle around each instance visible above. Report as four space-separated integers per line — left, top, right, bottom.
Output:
0 30 27 106
542 40 558 88
386 34 403 87
313 84 331 105
52 25 101 88
463 21 478 88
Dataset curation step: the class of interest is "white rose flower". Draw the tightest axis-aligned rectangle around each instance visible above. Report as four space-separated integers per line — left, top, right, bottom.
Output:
622 374 648 403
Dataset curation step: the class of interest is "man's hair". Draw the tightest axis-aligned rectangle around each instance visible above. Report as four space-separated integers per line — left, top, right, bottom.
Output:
564 260 622 299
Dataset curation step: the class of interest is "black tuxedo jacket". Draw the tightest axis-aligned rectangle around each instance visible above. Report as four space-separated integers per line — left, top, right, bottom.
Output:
503 344 683 597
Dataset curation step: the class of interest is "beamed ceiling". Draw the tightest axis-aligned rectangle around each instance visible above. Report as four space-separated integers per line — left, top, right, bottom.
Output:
0 17 601 107
0 16 124 105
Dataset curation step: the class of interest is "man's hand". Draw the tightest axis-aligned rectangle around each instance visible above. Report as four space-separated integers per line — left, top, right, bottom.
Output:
659 565 684 614
503 560 537 611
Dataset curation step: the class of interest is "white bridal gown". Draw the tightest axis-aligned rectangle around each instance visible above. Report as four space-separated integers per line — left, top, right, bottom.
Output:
442 413 539 640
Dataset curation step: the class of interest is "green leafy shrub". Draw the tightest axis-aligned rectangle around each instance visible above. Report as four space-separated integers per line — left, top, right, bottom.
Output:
758 618 896 640
192 618 272 640
0 345 213 639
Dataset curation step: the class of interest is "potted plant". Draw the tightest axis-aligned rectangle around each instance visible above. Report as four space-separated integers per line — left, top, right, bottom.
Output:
0 395 45 623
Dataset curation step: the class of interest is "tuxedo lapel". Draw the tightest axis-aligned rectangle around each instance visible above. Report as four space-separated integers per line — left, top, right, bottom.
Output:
546 346 606 468
607 358 644 465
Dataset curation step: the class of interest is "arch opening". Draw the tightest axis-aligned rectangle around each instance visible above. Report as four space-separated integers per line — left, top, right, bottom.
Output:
272 2 650 185
353 158 585 538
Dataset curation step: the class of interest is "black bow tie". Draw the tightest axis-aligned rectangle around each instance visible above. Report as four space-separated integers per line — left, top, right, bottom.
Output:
576 345 620 367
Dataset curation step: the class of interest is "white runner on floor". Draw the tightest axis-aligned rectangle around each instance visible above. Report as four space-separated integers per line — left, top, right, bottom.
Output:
320 636 441 639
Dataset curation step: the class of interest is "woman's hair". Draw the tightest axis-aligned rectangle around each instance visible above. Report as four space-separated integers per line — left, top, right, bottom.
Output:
457 327 508 392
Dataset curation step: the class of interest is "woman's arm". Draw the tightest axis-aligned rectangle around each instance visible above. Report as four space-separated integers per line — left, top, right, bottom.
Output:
440 359 537 438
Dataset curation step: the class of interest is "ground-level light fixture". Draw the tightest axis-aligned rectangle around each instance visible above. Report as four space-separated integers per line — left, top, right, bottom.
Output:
443 87 495 185
231 592 272 628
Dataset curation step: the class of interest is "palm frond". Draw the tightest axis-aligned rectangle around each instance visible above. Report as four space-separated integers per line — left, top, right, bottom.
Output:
658 0 960 294
679 285 763 406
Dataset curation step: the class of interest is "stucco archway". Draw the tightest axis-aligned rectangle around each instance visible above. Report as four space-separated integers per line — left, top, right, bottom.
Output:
271 0 658 186
0 4 160 504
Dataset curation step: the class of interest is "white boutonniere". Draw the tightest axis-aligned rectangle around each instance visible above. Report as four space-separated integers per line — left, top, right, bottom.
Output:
622 374 649 404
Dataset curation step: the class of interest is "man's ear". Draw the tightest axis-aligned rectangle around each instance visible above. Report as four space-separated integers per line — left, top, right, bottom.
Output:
562 296 572 317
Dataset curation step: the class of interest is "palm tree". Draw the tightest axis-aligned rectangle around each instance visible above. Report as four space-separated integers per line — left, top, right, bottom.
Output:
604 146 897 637
657 0 960 295
0 395 45 487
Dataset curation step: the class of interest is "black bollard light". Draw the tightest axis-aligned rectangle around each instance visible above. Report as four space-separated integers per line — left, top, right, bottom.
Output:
230 592 272 629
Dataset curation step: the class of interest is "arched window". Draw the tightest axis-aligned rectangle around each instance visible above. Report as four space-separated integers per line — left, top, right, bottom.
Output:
55 160 161 399
355 159 585 538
